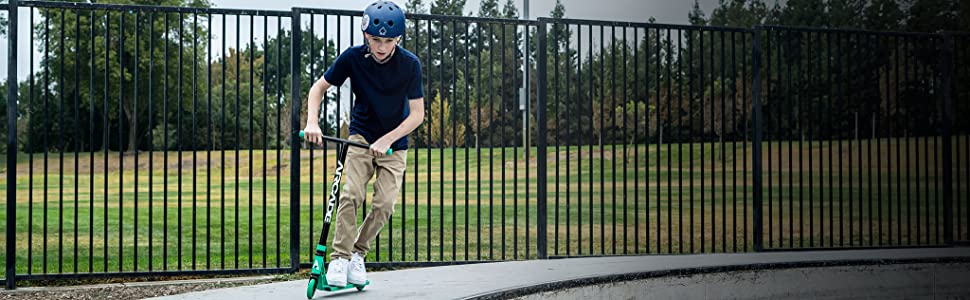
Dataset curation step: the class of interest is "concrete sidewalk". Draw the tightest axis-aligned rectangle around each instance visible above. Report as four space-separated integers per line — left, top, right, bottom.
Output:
147 248 970 300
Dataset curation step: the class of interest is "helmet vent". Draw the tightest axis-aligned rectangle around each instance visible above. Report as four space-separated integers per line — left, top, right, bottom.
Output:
387 20 394 26
373 18 380 25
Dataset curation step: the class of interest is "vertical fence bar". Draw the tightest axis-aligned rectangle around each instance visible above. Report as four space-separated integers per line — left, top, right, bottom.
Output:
44 8 50 274
415 18 422 262
634 26 640 255
91 9 98 274
752 28 764 252
942 34 954 246
451 19 458 262
219 13 226 269
261 14 268 268
307 13 315 261
132 11 139 272
576 23 584 257
588 24 594 255
276 15 283 268
623 25 629 256
688 28 694 254
487 22 494 261
676 28 683 255
207 12 213 270
655 26 660 254
462 20 469 262
427 19 432 262
163 12 170 271
233 13 240 269
536 18 548 260
247 14 254 268
28 6 34 277
612 25 618 256
475 20 482 261
894 35 902 246
700 28 706 253
553 21 560 258
192 12 199 271
501 22 507 260
731 30 738 253
58 9 65 274
742 31 749 252
178 12 185 271
5 0 19 289
102 10 109 272
827 31 834 248
290 8 302 271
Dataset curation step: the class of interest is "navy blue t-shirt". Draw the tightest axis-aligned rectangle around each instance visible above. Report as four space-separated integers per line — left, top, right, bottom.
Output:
323 44 424 151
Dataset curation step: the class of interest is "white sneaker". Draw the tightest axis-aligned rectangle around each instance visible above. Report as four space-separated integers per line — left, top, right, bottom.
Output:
348 252 367 285
326 258 349 287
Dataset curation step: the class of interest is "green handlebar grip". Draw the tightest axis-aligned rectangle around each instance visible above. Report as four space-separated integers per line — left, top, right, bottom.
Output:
298 130 392 155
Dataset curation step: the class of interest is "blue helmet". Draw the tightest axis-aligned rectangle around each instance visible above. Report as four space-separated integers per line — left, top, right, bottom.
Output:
362 0 406 38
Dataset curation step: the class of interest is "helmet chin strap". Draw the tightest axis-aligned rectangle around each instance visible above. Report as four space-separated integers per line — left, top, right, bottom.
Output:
363 37 396 64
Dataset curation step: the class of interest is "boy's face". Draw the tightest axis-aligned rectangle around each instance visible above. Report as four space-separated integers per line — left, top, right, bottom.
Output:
365 33 400 61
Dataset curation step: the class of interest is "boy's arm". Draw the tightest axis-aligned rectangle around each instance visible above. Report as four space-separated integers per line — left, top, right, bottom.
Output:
303 76 333 146
370 98 425 156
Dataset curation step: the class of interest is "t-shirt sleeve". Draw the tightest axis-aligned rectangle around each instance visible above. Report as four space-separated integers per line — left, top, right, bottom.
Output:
323 50 352 86
407 60 424 100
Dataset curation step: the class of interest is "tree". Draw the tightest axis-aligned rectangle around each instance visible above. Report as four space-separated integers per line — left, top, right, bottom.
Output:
864 0 904 31
689 0 708 26
22 0 212 154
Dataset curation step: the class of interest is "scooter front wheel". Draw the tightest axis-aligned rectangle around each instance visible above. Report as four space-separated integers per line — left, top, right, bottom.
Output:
306 278 317 299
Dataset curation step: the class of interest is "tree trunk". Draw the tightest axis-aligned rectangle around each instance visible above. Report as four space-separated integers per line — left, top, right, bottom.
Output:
123 96 137 156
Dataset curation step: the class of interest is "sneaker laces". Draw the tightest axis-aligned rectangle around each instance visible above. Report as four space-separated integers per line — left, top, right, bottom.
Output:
330 258 347 272
351 255 365 271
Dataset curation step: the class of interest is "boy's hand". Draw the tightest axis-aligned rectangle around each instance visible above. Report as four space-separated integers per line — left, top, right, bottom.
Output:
370 137 393 157
303 124 324 147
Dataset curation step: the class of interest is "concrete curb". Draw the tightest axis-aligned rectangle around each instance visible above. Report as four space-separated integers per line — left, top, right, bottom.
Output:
461 256 970 300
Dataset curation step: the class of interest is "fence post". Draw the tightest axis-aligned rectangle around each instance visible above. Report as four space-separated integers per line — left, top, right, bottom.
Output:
6 0 18 290
536 18 548 259
289 8 302 271
751 27 764 252
941 33 954 247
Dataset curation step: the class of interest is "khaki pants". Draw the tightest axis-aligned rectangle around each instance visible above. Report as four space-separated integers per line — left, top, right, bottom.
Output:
331 134 407 260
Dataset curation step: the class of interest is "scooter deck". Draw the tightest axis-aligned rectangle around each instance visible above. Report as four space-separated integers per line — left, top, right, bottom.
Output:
320 280 370 292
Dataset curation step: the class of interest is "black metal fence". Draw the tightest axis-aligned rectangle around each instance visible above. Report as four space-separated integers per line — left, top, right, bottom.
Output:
539 19 757 256
2 1 298 283
1 0 966 288
759 26 951 249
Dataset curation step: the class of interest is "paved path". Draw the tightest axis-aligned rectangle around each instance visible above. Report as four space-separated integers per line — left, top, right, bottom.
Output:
148 248 970 300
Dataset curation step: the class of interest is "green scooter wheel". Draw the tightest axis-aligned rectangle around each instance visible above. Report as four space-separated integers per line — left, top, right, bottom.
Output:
306 278 317 299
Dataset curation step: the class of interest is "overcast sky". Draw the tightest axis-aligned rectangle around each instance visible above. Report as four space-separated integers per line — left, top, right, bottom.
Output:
208 0 721 24
2 0 722 81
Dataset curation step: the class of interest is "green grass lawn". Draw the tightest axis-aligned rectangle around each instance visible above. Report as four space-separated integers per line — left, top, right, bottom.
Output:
0 136 963 275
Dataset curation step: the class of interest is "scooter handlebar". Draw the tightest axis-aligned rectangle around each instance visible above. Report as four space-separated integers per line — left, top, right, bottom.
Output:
298 131 393 155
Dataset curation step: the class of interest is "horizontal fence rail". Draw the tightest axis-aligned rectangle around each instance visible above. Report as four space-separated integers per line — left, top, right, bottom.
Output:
2 0 966 288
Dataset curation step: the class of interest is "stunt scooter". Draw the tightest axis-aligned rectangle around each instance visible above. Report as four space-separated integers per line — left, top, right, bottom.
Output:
299 131 392 298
